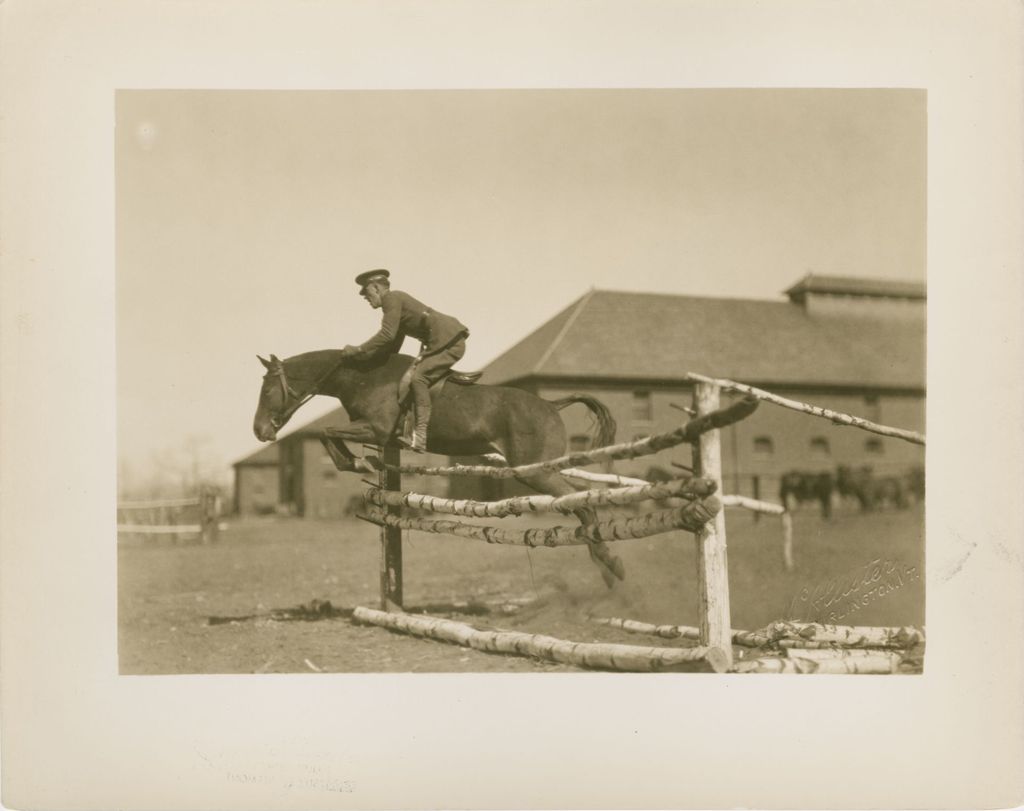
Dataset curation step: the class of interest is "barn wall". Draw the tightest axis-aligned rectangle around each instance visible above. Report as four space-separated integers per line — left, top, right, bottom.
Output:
296 438 451 517
234 465 279 515
299 437 364 519
802 293 925 321
535 382 925 500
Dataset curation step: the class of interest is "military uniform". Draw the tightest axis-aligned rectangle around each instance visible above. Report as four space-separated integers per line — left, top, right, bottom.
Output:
345 270 468 450
350 289 468 363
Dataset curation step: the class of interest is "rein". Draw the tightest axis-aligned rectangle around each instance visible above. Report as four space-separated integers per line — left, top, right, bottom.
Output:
266 357 346 429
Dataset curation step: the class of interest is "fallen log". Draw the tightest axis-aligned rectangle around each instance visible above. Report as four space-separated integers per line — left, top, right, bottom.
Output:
783 648 902 661
352 607 730 672
377 397 759 478
764 621 925 649
360 496 721 547
364 477 717 518
588 616 769 647
734 653 904 674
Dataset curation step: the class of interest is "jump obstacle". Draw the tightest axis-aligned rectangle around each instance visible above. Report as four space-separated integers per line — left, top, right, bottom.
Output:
349 375 926 673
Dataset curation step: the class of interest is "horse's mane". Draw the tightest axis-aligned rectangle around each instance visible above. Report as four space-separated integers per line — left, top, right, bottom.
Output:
282 349 412 380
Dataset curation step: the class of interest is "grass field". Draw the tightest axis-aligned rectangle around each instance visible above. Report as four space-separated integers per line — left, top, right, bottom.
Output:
118 502 924 674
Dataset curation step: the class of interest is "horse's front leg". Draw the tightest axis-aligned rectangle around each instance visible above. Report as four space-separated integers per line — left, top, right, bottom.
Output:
320 421 382 472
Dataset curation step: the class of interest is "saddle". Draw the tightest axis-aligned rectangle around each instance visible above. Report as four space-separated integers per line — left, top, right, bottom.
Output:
397 366 482 402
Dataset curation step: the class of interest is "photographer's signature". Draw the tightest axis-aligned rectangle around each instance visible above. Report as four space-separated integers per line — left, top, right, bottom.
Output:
785 557 920 623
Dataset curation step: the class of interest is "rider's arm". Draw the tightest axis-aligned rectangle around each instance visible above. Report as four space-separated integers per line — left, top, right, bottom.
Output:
351 293 403 357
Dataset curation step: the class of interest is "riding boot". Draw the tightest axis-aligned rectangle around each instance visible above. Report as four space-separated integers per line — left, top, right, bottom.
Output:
411 412 430 453
400 379 431 453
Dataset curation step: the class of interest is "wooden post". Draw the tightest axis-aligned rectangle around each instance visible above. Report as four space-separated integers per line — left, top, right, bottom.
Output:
693 382 733 669
752 475 762 523
199 488 219 544
781 511 795 572
379 444 404 611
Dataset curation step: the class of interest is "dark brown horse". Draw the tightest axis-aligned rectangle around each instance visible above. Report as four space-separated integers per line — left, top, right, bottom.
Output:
252 350 625 585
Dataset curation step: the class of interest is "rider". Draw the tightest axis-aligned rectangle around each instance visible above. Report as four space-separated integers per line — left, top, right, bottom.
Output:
340 269 469 452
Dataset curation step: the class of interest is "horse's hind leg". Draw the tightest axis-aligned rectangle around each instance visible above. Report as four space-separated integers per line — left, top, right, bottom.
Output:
517 470 625 588
503 402 624 587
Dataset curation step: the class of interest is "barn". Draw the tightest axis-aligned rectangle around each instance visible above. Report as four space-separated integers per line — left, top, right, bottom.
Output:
232 273 925 514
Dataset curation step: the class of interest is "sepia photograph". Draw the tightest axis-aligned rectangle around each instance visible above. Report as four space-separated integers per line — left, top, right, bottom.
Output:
3 2 1023 809
116 88 926 676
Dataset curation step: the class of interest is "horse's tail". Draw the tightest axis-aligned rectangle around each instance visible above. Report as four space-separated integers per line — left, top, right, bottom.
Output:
547 395 617 450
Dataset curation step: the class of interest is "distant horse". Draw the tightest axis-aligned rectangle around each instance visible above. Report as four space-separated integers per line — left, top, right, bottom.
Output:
252 350 624 585
779 470 835 518
905 465 925 504
836 465 909 511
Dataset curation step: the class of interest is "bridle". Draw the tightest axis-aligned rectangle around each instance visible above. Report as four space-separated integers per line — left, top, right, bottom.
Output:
263 357 344 430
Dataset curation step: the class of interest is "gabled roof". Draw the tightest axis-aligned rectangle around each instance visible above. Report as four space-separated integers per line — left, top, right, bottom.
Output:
234 406 351 466
232 443 280 467
278 406 350 440
785 274 926 302
481 285 925 390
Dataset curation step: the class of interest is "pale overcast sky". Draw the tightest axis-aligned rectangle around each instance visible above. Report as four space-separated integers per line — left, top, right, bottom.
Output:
115 89 925 479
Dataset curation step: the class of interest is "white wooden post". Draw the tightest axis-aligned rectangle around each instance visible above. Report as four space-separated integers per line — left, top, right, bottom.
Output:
693 382 734 669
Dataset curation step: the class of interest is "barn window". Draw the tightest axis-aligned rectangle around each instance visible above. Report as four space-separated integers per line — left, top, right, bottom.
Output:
865 438 884 454
569 434 591 452
864 394 881 420
809 437 831 457
753 436 774 457
632 391 653 422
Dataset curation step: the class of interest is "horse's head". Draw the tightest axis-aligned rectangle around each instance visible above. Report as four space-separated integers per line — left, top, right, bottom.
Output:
253 354 303 442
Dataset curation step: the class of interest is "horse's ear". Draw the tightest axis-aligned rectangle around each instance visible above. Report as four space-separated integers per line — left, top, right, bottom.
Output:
257 355 272 369
270 354 281 364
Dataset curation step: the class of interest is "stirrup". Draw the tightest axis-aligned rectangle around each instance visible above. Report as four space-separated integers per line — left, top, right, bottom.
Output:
397 432 427 453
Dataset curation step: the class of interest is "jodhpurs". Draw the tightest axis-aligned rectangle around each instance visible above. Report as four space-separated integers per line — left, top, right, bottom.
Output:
409 333 467 431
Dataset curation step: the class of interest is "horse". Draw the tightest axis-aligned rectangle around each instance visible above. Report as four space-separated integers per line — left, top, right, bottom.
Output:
252 350 624 585
836 465 908 512
779 470 835 519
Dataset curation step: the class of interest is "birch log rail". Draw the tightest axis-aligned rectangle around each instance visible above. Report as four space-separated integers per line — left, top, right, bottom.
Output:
559 469 656 487
373 395 759 478
365 476 717 517
361 496 722 547
686 372 926 445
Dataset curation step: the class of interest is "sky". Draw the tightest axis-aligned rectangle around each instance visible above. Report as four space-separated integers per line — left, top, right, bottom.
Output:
115 89 926 484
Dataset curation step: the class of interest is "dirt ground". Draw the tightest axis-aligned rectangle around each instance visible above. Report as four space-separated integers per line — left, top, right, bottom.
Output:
118 503 925 674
